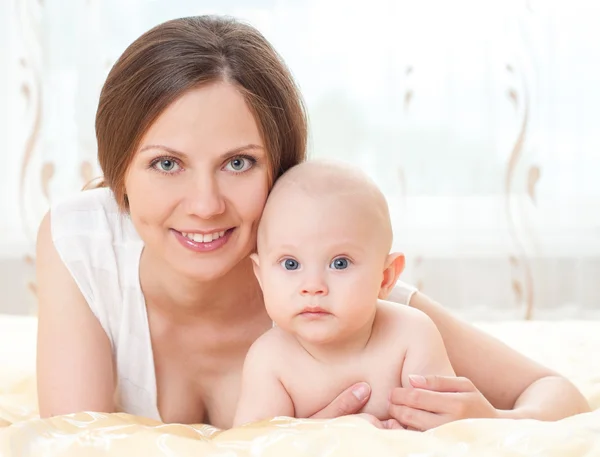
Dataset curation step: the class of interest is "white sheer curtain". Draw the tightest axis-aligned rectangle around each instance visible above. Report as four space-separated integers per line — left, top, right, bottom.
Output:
2 0 599 319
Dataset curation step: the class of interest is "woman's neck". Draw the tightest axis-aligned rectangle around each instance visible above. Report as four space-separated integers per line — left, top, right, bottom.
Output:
139 251 265 326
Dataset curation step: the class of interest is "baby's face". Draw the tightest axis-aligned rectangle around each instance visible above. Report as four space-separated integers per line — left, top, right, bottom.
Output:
254 191 390 344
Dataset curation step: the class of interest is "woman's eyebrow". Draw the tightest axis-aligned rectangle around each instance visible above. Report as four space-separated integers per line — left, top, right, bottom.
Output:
138 144 188 160
218 144 264 159
138 143 264 160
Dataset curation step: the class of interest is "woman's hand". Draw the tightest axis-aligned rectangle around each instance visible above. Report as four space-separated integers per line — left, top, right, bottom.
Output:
389 375 498 431
355 413 405 430
309 382 372 419
308 384 403 429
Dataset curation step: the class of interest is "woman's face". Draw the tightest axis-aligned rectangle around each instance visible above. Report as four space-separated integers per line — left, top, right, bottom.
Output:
124 81 270 281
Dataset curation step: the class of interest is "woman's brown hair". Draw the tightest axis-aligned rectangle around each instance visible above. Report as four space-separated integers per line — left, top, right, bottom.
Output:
95 15 307 210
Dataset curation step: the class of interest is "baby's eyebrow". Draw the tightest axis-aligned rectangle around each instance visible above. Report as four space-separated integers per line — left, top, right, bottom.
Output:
328 241 366 253
270 243 299 253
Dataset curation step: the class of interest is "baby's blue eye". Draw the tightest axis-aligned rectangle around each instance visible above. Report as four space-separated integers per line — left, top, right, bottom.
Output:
281 259 300 270
330 257 350 270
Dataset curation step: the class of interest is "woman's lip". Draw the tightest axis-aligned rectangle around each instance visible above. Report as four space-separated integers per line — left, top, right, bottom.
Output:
172 228 234 252
175 228 232 235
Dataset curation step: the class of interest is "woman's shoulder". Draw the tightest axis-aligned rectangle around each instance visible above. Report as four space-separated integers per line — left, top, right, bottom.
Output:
50 187 138 243
46 188 143 350
388 281 419 306
51 187 118 221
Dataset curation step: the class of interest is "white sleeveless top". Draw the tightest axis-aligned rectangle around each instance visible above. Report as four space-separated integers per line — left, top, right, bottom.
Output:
50 187 418 422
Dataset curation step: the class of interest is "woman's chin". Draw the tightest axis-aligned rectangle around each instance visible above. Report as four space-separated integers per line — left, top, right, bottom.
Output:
173 254 253 283
177 263 234 283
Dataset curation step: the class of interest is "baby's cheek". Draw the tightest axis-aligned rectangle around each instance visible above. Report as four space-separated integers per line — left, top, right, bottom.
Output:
263 289 286 322
345 283 377 313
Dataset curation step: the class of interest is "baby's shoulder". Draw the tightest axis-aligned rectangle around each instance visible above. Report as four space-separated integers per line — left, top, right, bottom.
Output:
246 326 299 360
376 299 438 336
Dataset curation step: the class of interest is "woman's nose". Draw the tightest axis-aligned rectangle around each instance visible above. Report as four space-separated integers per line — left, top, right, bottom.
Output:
183 173 226 219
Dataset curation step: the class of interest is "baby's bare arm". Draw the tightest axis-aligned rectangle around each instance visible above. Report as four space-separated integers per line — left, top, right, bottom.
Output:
233 333 295 427
400 309 455 386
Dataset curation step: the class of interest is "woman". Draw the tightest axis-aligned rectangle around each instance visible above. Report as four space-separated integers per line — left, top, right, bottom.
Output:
36 15 589 431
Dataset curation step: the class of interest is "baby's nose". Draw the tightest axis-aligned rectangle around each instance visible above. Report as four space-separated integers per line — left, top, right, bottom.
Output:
300 277 329 296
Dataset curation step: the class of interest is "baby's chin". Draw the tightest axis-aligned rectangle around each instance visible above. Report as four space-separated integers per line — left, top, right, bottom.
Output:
288 326 347 346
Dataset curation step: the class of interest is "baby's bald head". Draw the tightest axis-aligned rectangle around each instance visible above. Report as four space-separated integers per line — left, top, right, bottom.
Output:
257 160 393 252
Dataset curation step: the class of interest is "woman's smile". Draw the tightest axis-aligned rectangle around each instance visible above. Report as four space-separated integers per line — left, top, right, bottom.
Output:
172 228 235 253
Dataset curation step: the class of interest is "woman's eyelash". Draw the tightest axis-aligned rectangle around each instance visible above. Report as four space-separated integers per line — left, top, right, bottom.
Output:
223 154 259 173
148 156 181 174
147 154 258 175
229 154 257 165
148 155 179 166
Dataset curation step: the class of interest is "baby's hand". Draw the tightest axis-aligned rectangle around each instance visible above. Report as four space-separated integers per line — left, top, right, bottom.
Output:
355 413 405 430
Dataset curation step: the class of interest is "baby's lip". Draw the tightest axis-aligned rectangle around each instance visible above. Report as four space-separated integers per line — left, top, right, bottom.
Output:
300 306 330 314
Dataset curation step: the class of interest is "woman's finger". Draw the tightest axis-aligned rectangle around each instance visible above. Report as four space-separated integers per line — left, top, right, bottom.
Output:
389 387 459 414
381 418 405 430
388 404 448 431
356 414 406 430
408 375 476 393
309 383 371 419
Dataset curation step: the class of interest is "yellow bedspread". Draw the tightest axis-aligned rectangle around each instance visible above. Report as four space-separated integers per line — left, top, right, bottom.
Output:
1 315 599 456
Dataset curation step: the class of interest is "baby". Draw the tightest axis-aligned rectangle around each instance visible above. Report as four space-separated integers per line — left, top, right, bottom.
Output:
233 160 455 428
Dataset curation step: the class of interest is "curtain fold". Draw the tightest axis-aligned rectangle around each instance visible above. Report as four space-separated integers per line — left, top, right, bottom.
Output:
2 0 599 319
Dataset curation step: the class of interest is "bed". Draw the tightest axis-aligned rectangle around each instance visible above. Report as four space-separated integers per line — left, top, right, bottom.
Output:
1 314 599 456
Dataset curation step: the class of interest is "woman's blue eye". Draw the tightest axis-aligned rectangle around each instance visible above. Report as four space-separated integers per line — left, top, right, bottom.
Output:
153 158 180 173
226 156 254 172
160 160 175 171
281 259 300 270
330 257 350 270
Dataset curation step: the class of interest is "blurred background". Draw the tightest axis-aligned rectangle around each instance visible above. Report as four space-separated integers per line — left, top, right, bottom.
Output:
1 0 599 320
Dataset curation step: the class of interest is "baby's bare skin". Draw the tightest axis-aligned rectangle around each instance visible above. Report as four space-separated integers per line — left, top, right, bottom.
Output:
233 161 455 428
235 301 453 425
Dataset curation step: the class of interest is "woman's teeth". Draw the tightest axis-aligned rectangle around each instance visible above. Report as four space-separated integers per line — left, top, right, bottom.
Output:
181 231 226 243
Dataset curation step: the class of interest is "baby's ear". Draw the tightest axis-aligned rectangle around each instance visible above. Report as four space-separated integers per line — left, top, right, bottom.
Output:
249 253 262 288
379 252 405 299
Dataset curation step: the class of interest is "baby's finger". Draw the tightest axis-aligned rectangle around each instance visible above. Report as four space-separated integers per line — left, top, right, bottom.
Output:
389 387 452 414
389 404 447 431
408 375 476 393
